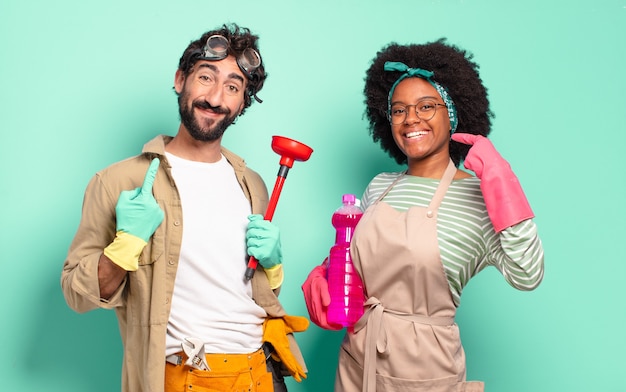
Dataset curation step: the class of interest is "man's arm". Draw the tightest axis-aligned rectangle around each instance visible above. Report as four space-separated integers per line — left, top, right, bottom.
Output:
98 254 128 300
62 158 164 310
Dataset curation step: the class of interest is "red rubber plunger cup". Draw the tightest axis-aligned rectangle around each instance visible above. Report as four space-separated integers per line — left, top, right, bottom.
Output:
244 136 313 281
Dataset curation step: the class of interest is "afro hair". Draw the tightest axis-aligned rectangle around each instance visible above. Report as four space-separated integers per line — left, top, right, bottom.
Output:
363 38 494 166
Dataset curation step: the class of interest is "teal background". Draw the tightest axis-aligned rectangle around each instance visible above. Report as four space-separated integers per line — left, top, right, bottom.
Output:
2 0 625 390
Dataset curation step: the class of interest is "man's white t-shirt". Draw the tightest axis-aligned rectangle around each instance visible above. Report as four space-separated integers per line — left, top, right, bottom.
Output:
164 152 266 355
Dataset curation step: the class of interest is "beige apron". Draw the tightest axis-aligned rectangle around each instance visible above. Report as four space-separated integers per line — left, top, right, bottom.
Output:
335 160 484 392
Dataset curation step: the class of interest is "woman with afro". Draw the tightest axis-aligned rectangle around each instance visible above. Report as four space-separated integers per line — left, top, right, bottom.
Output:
302 39 544 391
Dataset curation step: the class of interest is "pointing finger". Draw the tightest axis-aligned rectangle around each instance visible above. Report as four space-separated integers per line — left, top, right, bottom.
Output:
451 133 480 146
141 158 160 195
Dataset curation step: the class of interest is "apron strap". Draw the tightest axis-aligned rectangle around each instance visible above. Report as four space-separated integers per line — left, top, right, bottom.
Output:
373 159 457 214
355 297 455 392
426 159 457 215
374 172 405 204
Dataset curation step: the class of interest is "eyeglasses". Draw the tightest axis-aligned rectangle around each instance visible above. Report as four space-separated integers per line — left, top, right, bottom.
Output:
198 35 262 79
388 100 447 125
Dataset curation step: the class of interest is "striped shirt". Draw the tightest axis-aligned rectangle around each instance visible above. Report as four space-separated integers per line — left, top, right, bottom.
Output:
361 171 544 307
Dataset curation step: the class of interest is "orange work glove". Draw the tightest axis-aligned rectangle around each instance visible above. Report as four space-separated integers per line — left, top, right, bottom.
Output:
263 315 309 382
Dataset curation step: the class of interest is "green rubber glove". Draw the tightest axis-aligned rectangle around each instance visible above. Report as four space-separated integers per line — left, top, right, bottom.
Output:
246 214 283 269
104 158 164 271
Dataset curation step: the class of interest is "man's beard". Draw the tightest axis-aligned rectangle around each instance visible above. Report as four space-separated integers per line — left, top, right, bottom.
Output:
178 90 238 142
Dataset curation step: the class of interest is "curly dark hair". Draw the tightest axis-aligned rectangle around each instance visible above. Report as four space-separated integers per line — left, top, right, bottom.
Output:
177 23 267 114
364 38 493 166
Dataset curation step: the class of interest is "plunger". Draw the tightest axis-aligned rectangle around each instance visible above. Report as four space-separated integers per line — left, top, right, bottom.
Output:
244 135 314 281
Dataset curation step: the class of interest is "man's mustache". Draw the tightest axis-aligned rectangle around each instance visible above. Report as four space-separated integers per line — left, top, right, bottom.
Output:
193 100 230 115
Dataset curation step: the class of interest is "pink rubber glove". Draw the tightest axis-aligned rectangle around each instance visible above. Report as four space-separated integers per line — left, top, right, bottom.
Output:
451 133 534 232
301 262 343 330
